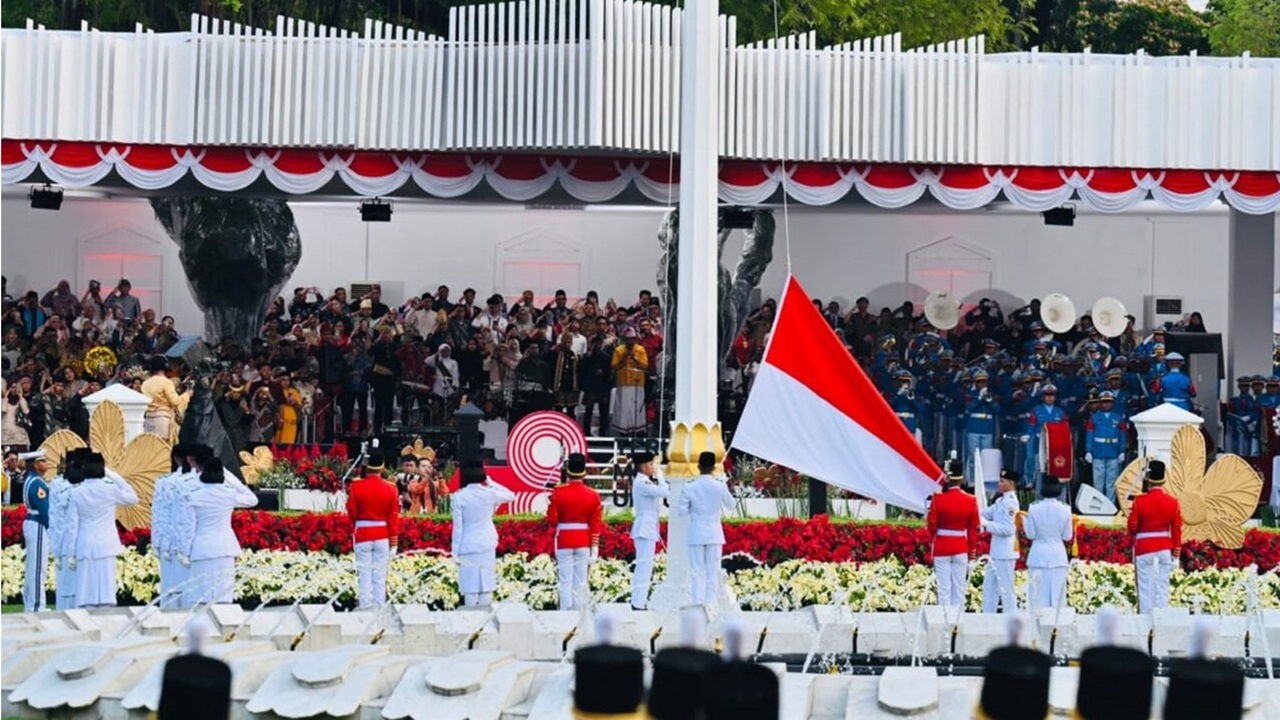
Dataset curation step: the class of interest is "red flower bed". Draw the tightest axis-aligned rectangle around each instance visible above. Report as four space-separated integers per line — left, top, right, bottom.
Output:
4 506 1278 570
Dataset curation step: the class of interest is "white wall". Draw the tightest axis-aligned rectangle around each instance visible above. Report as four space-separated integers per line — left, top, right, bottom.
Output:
1 196 1275 352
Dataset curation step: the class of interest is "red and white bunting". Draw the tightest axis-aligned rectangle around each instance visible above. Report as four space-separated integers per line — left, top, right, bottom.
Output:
4 141 1280 215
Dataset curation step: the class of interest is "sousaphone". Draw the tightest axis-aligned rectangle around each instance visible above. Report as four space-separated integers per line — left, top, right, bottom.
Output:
923 291 961 331
1091 297 1129 338
1041 293 1077 334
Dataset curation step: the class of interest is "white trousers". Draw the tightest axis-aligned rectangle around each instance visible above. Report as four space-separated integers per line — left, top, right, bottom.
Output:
457 551 497 601
1030 567 1068 609
556 548 591 610
190 557 235 604
159 556 188 609
689 544 722 606
23 520 48 612
933 554 968 607
631 538 657 609
982 559 1018 613
354 539 390 608
55 563 77 611
75 556 118 607
1135 550 1172 614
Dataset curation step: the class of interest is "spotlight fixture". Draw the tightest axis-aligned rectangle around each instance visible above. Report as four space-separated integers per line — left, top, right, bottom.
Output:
359 198 392 222
1042 205 1075 227
28 183 63 211
719 206 755 229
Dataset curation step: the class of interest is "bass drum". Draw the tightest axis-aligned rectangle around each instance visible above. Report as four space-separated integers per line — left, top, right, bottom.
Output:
1039 421 1074 481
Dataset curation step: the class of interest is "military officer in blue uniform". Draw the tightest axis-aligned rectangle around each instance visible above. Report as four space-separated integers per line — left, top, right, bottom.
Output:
888 369 922 442
964 370 998 487
1085 391 1127 505
21 449 52 612
1154 352 1196 411
1226 376 1257 455
1136 327 1167 358
1261 377 1280 411
1024 384 1066 493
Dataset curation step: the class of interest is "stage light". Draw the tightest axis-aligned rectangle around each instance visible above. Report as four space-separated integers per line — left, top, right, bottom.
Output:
1042 205 1075 227
719 207 755 229
359 198 392 222
29 184 63 211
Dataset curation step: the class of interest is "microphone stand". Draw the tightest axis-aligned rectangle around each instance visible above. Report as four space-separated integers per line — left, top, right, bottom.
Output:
342 439 371 491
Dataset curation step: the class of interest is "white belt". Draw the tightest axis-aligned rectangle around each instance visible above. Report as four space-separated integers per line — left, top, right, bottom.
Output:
354 520 387 529
1135 531 1170 539
936 529 968 537
557 523 589 530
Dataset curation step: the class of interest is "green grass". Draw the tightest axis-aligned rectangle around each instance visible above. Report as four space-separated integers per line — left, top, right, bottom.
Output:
2 604 24 613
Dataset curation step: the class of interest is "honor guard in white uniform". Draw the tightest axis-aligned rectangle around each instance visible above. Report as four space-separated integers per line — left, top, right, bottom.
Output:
175 459 258 604
675 451 735 607
152 443 192 608
980 469 1020 613
1023 476 1074 609
628 451 669 610
48 448 88 610
450 461 515 606
72 452 139 607
20 449 52 611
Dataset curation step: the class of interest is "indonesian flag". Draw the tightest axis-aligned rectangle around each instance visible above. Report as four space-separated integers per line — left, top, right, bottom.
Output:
732 276 943 512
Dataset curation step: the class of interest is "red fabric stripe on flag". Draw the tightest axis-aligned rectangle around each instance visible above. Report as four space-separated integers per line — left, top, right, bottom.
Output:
124 145 179 171
1158 170 1211 195
199 147 254 173
1231 172 1280 198
1084 168 1138 194
47 142 102 168
1 140 27 165
763 277 941 482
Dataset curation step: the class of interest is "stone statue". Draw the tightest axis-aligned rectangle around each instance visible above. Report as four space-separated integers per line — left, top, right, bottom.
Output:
656 208 775 377
150 198 302 347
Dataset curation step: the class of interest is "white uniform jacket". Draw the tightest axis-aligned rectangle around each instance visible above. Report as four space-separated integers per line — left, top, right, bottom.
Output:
451 482 516 556
47 477 79 562
72 473 140 560
981 491 1021 560
1023 498 1073 569
630 473 669 541
181 476 258 562
675 475 735 546
151 470 188 560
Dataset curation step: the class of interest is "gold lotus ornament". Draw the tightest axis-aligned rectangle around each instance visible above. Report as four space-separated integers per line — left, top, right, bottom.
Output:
1115 424 1261 548
401 438 437 463
39 400 171 530
238 445 275 485
83 345 118 377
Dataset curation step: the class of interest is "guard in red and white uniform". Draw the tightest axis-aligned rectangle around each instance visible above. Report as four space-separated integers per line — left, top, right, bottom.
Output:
1127 460 1181 613
926 458 980 607
547 453 603 610
345 449 400 608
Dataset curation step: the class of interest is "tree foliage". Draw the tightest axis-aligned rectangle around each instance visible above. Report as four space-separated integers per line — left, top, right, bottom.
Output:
1075 0 1210 55
1207 0 1280 56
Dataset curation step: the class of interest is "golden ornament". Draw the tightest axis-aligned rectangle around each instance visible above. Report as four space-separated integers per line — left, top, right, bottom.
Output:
238 445 276 485
1114 424 1261 548
39 400 171 530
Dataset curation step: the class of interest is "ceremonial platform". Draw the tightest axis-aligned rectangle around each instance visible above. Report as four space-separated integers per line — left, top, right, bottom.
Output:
4 603 1280 719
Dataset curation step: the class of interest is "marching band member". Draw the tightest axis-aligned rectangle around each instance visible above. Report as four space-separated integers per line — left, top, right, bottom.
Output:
980 469 1020 613
450 460 515 606
20 449 52 611
152 443 192 608
178 459 258 604
926 458 979 608
48 449 87 611
548 453 603 610
628 451 668 610
72 452 139 608
345 449 400 608
676 451 735 607
1023 477 1074 609
1127 460 1181 613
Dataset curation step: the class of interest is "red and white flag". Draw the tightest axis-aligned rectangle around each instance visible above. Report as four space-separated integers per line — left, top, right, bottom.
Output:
731 276 942 512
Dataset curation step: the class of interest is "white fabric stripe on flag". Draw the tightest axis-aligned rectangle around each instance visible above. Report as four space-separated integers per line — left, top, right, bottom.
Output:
732 363 938 513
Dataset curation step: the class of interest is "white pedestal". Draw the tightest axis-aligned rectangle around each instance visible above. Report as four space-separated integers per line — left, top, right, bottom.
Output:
83 384 152 444
1130 403 1203 465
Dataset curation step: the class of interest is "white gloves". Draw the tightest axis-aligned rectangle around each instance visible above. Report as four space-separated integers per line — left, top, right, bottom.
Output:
179 555 191 568
68 557 77 571
1020 435 1030 443
1085 452 1094 464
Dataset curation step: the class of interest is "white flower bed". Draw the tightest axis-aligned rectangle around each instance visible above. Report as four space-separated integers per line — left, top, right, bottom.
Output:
4 544 1279 614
